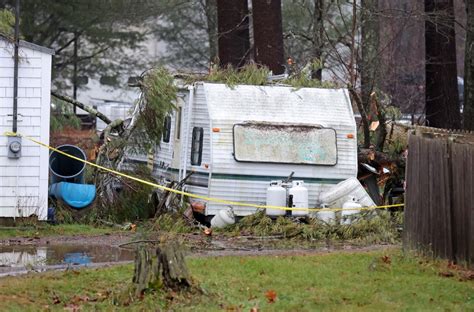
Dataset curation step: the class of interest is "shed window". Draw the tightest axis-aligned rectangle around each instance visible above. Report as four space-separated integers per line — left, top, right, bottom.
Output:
191 127 203 165
163 116 171 143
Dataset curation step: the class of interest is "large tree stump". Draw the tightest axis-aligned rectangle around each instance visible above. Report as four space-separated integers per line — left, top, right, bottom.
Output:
132 242 190 297
156 241 190 289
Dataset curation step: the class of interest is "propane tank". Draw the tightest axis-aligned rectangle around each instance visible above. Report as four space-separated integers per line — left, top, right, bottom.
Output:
317 204 336 224
341 197 362 225
210 207 235 228
266 181 286 216
289 180 308 217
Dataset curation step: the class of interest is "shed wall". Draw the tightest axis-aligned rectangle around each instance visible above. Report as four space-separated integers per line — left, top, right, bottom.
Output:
0 40 51 220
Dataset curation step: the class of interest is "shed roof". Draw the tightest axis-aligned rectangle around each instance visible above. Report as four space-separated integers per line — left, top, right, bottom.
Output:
0 34 55 55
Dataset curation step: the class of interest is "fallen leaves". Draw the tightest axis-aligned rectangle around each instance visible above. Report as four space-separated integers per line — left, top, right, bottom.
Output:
438 261 474 281
439 271 454 278
52 295 61 305
50 291 110 310
368 256 392 272
63 304 81 311
265 290 277 303
381 255 391 264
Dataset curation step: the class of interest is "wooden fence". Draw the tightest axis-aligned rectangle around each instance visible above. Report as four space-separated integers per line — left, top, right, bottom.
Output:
404 127 474 267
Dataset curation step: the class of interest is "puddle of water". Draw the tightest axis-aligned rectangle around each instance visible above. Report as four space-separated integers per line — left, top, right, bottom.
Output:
0 245 135 269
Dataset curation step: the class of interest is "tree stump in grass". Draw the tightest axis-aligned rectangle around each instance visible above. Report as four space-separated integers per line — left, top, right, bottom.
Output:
133 241 190 296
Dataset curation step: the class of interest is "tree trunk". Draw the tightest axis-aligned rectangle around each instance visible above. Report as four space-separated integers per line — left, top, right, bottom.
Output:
361 0 380 116
350 89 372 149
51 91 112 124
133 245 154 297
252 0 285 74
425 0 461 129
205 0 219 63
155 242 191 290
132 242 190 297
311 0 324 80
217 0 250 68
464 0 474 130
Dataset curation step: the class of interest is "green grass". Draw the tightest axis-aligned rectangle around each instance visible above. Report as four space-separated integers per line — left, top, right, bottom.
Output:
0 249 472 311
0 224 121 239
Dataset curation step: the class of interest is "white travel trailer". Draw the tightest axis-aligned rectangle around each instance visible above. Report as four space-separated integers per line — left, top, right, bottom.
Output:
127 82 358 216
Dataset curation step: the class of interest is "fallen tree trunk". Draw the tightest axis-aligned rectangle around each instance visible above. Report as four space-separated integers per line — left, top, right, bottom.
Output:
51 91 112 124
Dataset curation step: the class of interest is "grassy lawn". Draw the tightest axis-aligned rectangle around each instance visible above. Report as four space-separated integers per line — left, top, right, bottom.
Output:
0 249 472 311
0 224 121 239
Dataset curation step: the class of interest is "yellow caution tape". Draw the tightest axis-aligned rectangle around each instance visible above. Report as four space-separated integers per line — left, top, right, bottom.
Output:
5 131 404 213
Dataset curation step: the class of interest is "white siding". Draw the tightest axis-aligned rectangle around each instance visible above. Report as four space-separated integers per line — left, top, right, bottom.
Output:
180 84 211 189
0 38 52 220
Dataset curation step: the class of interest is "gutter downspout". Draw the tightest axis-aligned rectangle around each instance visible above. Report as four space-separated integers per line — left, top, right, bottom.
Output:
12 0 20 133
182 84 194 181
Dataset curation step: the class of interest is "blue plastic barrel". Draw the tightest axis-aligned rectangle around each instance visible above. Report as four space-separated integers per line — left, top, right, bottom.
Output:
49 182 96 209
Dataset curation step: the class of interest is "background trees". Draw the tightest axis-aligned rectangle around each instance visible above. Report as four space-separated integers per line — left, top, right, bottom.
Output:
0 0 179 92
425 0 461 129
465 0 474 130
216 0 250 68
1 0 472 134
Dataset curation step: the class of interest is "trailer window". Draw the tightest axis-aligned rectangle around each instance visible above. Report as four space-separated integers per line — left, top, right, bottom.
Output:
233 123 337 165
163 116 171 143
191 127 203 165
176 107 182 140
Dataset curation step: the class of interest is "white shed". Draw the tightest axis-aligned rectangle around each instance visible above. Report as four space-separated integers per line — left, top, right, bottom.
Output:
127 82 358 216
0 35 53 220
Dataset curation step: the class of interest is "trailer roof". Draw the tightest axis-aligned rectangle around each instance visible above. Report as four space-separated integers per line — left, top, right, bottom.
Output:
202 83 354 128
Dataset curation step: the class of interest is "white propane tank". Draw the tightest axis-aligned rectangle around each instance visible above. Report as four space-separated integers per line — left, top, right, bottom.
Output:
317 204 336 224
266 181 286 216
320 177 376 208
341 197 362 225
289 181 309 217
210 207 236 228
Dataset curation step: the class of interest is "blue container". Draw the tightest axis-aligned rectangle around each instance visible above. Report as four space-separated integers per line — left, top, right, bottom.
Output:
49 182 96 209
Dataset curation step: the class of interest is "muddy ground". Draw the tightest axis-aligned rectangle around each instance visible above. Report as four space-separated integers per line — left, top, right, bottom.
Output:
0 230 397 258
0 228 397 277
0 232 133 247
